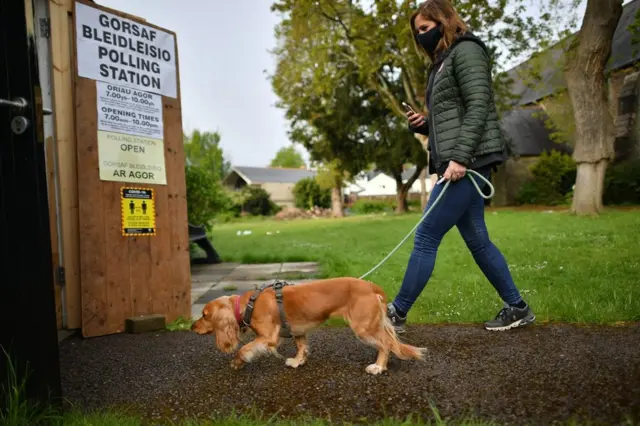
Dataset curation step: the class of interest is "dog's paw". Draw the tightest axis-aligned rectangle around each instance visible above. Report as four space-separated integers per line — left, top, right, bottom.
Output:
285 357 302 368
230 358 245 370
365 363 386 375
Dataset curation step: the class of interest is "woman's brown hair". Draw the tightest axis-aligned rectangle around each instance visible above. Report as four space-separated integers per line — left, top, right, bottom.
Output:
410 0 468 61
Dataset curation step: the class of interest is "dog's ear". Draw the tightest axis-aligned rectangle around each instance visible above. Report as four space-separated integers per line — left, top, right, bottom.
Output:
213 301 240 354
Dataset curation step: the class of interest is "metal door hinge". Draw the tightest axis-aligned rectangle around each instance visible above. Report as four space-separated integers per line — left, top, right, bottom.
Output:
57 266 66 286
39 18 50 38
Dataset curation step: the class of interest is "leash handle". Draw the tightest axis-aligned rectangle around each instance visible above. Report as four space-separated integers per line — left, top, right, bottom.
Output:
358 170 494 280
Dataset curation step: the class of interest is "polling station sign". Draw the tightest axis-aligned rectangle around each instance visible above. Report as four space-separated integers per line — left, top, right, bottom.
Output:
75 1 178 98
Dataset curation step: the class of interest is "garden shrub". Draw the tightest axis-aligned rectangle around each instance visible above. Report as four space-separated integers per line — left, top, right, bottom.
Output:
236 186 280 216
350 199 393 214
185 165 234 230
292 177 331 210
604 159 640 205
515 150 576 206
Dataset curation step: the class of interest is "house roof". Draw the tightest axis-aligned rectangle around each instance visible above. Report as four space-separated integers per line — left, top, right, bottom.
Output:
500 107 573 156
229 166 316 184
506 0 640 106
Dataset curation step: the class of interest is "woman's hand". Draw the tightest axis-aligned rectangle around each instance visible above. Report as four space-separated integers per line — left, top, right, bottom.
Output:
443 160 467 182
406 111 426 127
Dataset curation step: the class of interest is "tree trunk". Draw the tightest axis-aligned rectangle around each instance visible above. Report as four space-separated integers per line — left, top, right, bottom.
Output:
572 160 608 214
419 167 428 211
395 186 409 214
413 133 431 209
564 0 623 215
331 184 344 218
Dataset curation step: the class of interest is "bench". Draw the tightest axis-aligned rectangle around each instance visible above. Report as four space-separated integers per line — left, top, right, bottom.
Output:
188 223 221 265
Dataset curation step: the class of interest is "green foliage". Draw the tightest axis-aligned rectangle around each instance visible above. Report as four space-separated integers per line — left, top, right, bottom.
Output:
185 165 233 229
604 159 640 205
532 90 576 147
183 129 236 228
235 186 281 216
292 177 331 209
1 348 62 426
184 130 230 181
515 150 576 205
270 146 307 168
350 199 394 214
166 316 194 331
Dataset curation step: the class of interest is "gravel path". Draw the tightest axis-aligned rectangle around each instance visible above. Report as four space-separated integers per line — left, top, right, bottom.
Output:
60 323 640 425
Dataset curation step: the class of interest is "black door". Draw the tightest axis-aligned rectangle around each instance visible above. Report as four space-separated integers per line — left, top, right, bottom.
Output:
0 0 61 408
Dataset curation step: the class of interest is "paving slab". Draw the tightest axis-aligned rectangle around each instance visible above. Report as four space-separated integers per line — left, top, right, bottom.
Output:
279 262 319 274
191 303 206 320
190 262 239 283
224 263 283 280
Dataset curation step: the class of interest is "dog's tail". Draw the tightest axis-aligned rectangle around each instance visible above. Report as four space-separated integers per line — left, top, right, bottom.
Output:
376 294 427 361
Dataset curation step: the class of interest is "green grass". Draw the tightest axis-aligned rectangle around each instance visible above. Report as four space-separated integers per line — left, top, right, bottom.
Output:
166 316 193 331
211 209 640 324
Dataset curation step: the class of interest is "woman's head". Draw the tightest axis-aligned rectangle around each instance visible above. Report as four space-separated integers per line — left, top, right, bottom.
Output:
410 0 468 60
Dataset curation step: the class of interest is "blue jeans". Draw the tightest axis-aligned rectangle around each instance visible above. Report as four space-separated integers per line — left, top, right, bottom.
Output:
392 170 523 315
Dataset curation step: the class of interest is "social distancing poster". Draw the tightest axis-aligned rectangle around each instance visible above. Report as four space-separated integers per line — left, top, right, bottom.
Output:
121 187 156 236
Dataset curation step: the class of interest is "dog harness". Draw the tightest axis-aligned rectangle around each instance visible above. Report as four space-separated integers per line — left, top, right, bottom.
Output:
240 280 293 338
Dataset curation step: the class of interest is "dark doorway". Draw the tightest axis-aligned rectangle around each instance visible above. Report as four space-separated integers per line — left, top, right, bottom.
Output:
0 0 61 409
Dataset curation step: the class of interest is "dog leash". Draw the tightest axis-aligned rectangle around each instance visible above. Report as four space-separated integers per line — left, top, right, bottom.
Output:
358 170 495 280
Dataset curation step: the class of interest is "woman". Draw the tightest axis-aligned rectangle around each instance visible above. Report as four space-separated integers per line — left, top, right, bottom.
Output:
386 0 535 332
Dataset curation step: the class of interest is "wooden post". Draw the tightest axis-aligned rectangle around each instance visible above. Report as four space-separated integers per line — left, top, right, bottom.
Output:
49 0 82 329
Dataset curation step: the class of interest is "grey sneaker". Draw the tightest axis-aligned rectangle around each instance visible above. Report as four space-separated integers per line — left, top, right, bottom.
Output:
484 305 536 331
386 303 406 333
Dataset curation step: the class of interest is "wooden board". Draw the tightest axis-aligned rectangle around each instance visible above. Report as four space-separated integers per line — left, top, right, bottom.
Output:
49 0 82 329
73 0 190 337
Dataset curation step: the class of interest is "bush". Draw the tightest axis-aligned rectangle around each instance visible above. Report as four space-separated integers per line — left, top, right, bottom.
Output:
236 186 280 216
604 159 640 205
185 165 234 230
350 199 394 214
515 150 576 206
292 177 331 210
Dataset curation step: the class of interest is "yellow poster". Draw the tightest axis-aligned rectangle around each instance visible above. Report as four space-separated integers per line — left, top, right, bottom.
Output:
121 187 156 236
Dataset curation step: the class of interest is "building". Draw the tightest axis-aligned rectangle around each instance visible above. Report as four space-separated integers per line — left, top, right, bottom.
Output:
345 167 432 200
223 166 317 208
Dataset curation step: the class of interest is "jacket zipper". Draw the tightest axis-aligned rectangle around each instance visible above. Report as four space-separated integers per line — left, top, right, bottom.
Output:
428 67 443 171
430 111 441 170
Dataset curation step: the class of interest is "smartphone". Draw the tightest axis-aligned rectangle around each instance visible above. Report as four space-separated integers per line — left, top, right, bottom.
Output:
402 101 415 114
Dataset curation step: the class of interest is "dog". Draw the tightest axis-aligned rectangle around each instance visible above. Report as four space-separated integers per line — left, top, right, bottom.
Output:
191 277 426 374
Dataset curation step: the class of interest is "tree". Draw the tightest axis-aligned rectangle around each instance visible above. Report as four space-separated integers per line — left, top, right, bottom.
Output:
361 90 426 213
183 129 233 229
271 0 562 210
183 130 231 181
270 145 307 168
564 0 623 215
270 4 371 217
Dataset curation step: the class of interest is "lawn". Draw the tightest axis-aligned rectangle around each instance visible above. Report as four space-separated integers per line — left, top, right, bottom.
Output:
211 209 640 325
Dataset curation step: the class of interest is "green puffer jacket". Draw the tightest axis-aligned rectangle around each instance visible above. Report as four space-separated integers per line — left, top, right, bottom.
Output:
410 32 507 175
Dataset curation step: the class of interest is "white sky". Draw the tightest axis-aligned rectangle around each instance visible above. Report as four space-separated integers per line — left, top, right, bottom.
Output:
97 0 294 167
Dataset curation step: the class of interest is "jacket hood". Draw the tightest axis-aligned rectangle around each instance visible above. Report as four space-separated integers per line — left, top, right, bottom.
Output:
434 31 488 65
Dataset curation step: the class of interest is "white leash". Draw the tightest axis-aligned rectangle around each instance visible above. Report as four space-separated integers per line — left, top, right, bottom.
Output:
358 170 495 280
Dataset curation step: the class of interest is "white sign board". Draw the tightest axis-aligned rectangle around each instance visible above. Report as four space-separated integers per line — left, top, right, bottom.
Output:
97 81 163 139
96 81 167 185
75 2 178 98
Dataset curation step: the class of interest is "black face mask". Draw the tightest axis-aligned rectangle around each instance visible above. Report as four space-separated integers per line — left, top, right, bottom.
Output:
416 26 442 55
